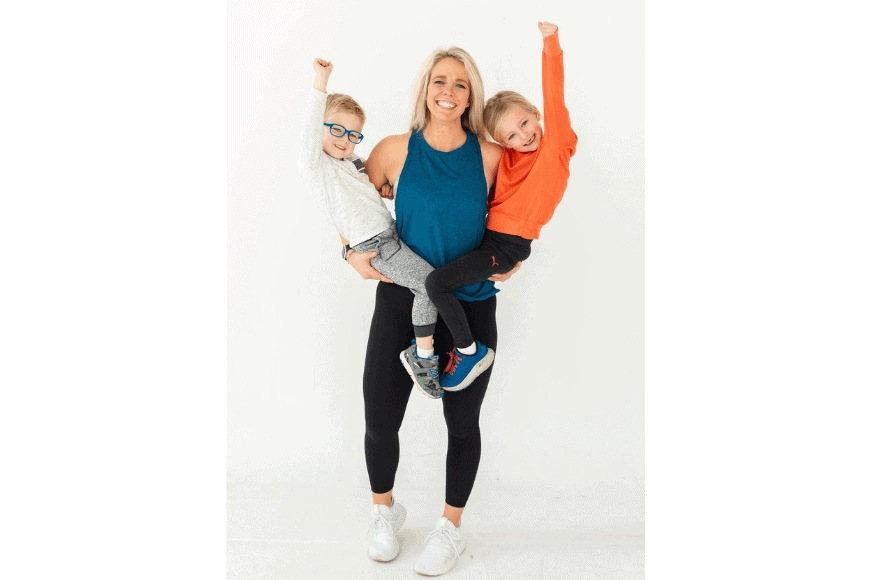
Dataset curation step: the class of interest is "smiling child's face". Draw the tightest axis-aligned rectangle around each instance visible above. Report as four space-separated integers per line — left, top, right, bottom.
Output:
322 111 364 159
496 105 543 152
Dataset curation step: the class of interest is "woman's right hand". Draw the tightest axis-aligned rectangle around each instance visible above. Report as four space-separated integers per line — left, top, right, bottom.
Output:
347 250 394 283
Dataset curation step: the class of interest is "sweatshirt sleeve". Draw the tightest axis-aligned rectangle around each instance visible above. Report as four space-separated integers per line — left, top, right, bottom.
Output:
298 88 330 216
542 33 578 154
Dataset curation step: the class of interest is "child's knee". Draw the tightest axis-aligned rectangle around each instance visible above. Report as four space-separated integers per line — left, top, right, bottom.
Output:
424 270 443 295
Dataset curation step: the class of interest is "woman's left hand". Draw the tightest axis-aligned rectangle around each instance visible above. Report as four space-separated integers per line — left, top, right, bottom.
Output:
489 261 522 282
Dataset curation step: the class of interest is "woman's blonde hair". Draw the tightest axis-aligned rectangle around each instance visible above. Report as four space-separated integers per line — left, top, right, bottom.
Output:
325 93 366 124
409 47 487 140
483 91 540 142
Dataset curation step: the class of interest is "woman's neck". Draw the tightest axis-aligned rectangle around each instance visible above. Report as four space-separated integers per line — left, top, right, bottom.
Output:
422 120 467 152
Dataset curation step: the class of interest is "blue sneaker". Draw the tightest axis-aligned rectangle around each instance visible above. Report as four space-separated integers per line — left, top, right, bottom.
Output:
440 341 495 392
400 340 443 399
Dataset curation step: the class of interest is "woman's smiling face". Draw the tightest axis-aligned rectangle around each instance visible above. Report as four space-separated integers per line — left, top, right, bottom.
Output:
426 58 470 123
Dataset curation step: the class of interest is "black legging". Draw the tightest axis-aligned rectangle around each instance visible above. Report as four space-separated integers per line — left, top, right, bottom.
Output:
363 281 498 508
425 229 531 348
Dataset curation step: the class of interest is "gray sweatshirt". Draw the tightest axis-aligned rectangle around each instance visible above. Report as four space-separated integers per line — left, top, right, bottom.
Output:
298 88 394 247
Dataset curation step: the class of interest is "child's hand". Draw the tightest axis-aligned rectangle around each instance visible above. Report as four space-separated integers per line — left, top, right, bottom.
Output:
313 57 333 76
538 21 558 39
379 183 394 200
313 58 332 91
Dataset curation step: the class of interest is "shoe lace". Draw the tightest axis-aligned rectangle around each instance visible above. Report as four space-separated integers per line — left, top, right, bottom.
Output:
444 350 462 376
424 525 462 560
413 358 440 384
368 512 391 536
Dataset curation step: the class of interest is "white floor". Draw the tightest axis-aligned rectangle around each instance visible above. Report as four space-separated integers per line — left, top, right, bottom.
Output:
227 471 644 579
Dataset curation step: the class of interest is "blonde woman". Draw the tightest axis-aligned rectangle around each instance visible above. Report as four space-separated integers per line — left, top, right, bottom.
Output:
345 47 519 575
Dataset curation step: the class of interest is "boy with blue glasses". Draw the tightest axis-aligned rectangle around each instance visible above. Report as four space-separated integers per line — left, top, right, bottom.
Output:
299 57 444 399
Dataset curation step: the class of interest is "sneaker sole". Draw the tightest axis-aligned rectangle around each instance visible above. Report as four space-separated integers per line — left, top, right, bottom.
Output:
369 542 400 562
442 347 495 392
399 352 443 399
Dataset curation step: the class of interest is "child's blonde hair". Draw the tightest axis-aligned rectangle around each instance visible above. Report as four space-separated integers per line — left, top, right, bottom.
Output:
409 47 488 140
483 91 540 142
325 93 366 124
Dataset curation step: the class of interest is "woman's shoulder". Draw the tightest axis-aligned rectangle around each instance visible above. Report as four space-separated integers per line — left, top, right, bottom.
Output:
368 132 413 182
476 138 502 188
477 138 502 156
375 131 413 152
370 132 412 163
478 138 503 167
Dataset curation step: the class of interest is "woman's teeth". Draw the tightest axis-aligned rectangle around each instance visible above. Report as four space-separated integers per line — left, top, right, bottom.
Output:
437 101 456 109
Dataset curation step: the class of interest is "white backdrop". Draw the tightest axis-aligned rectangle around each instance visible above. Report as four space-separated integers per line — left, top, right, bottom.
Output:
5 1 870 578
228 0 644 518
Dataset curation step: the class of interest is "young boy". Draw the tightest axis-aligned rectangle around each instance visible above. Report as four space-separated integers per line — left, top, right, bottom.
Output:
299 58 444 399
424 21 578 391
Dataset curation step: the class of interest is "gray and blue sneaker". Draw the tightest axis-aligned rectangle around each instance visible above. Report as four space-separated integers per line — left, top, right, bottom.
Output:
440 341 495 392
399 340 443 399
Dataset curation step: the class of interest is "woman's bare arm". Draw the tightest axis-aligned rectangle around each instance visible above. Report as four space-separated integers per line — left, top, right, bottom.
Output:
478 139 519 281
365 132 411 198
479 139 503 190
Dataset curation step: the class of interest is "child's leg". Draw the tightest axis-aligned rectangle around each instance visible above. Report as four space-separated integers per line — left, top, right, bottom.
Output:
425 245 516 350
354 227 438 340
370 245 437 340
364 228 443 399
426 230 530 392
424 246 516 392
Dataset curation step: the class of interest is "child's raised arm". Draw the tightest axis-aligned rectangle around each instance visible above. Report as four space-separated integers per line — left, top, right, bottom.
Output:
312 57 332 92
538 22 577 151
298 57 336 215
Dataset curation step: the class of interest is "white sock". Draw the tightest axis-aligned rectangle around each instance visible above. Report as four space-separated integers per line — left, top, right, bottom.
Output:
458 342 477 356
417 346 435 359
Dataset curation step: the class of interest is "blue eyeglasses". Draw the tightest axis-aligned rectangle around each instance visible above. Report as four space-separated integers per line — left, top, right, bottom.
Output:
324 123 364 144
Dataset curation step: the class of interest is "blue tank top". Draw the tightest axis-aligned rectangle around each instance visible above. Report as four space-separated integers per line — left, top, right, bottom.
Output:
396 130 497 301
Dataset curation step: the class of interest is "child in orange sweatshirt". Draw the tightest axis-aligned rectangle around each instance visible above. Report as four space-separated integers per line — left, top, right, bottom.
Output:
423 20 578 392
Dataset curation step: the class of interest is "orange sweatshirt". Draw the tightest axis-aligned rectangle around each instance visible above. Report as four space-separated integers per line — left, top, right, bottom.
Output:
486 33 578 240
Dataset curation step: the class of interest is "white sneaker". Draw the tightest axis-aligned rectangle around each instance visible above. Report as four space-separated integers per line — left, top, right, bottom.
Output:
414 517 466 576
368 498 407 562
